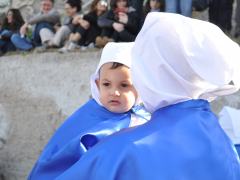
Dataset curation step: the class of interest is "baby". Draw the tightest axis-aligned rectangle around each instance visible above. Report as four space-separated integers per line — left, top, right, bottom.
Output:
28 42 149 180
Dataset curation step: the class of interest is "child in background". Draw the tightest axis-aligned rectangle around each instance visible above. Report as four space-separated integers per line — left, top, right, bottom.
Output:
28 42 149 180
59 0 108 53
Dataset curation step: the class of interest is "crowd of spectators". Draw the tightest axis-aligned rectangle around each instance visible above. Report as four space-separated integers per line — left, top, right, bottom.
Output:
0 0 239 56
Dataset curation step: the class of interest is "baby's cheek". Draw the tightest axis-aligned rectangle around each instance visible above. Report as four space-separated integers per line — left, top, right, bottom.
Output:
127 94 137 106
99 96 106 105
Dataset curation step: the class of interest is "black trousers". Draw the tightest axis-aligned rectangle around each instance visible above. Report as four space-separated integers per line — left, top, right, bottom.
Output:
236 0 240 29
208 0 234 32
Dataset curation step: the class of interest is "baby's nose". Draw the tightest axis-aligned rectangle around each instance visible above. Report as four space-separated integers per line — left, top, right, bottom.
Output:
112 89 120 96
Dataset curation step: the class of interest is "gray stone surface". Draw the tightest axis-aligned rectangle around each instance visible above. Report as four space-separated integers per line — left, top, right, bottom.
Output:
0 0 10 13
0 50 100 180
0 105 9 150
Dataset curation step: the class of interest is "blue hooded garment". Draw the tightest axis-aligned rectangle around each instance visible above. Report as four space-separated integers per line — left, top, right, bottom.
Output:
54 99 240 180
28 99 148 179
236 145 240 156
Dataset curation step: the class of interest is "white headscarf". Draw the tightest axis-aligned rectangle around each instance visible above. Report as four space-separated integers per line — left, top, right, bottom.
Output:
91 42 135 105
131 12 240 113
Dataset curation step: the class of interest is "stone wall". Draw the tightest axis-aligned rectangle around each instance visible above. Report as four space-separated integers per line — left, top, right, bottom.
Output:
0 50 100 180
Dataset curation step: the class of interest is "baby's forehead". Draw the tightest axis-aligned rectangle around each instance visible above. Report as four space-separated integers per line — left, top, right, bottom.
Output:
99 62 129 73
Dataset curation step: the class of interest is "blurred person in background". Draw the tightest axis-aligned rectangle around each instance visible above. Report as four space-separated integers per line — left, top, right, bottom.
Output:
208 0 234 34
59 0 108 53
142 0 165 26
35 0 82 52
235 0 240 38
129 0 144 25
11 0 60 51
0 8 24 55
96 0 139 48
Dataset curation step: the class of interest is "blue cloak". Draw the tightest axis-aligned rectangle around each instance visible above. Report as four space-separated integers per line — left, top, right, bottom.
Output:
28 99 148 179
55 99 240 180
236 145 240 156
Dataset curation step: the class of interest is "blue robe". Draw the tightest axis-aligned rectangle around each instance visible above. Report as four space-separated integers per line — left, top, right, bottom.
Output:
236 144 240 156
28 99 148 179
55 99 240 180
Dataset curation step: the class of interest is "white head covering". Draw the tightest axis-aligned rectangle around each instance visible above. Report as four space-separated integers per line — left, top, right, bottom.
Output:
91 42 135 105
131 12 240 113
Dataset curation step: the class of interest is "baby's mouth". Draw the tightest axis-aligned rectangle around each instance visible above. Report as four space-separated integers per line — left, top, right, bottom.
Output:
109 100 121 105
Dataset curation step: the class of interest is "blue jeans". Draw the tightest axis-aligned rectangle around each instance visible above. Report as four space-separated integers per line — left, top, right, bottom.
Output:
11 34 33 51
0 30 16 53
0 29 13 39
33 22 54 46
165 0 192 17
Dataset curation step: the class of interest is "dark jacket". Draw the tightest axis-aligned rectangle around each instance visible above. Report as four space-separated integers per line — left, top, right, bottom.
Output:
98 7 139 41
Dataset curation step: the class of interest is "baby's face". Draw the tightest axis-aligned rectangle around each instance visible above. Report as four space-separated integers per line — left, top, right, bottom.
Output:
96 63 137 113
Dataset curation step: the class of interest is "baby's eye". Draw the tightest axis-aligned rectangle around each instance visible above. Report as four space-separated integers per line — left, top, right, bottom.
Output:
103 82 110 86
121 83 129 88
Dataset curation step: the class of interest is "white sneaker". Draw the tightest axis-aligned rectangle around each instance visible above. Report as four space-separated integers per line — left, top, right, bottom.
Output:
58 46 68 53
34 43 48 53
87 42 95 49
67 42 79 51
80 46 87 51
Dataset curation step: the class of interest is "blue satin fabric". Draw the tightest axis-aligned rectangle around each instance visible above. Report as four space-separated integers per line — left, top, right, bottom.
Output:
56 99 240 180
236 145 240 156
28 99 148 180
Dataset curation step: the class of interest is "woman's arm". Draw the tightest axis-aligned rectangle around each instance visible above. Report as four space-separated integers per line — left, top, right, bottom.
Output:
27 9 60 25
98 10 115 28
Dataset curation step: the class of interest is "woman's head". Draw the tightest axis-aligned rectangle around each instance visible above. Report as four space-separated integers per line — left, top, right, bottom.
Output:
90 0 108 15
110 0 129 9
132 12 240 113
91 42 137 113
65 0 82 16
6 10 14 24
2 9 24 29
144 0 164 16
